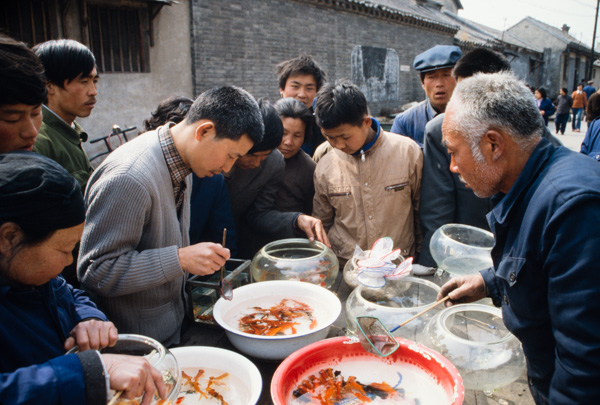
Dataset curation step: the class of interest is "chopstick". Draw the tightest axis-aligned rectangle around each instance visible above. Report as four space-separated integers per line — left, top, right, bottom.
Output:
220 228 227 281
389 296 451 333
107 390 122 405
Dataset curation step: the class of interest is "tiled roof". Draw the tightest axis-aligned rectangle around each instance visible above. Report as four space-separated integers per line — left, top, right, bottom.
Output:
510 16 591 50
304 0 460 34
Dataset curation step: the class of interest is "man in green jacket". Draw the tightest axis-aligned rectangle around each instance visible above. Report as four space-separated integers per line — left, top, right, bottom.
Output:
33 39 98 191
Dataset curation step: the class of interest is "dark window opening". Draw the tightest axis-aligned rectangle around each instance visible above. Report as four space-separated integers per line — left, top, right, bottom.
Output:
88 4 147 73
0 0 53 46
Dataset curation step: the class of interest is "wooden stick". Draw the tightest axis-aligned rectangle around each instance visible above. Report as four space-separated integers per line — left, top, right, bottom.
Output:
107 390 122 405
390 296 451 333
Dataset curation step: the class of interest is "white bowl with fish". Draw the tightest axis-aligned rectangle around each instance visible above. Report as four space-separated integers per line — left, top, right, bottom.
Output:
213 280 342 360
170 346 262 404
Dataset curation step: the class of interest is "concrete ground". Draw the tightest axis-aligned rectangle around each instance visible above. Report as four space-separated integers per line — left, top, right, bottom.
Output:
549 117 586 152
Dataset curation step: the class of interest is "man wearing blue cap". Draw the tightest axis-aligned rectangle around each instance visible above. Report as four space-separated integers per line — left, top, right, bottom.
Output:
391 45 462 146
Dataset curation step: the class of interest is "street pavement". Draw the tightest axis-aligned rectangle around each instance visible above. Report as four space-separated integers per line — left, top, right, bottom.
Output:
550 118 586 152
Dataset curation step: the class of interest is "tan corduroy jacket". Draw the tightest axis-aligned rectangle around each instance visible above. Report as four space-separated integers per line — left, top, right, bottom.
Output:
312 130 423 261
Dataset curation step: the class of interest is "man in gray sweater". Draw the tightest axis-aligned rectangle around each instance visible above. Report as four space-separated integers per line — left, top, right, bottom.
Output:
78 87 264 346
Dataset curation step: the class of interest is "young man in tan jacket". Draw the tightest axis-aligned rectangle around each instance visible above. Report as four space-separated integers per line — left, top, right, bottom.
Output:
312 81 423 264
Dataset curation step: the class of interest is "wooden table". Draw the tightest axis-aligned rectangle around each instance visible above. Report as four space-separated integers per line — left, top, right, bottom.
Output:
179 271 534 405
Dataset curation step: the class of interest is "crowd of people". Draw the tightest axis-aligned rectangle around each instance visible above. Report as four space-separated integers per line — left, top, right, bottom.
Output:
1 31 600 405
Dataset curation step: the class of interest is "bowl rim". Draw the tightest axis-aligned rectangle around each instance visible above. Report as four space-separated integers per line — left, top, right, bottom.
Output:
270 336 465 405
434 303 516 347
213 280 342 340
354 276 441 312
438 223 495 249
170 346 262 405
258 238 331 262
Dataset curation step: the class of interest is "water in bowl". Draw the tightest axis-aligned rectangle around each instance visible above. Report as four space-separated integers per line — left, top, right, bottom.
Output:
440 255 493 276
175 367 251 405
288 361 448 404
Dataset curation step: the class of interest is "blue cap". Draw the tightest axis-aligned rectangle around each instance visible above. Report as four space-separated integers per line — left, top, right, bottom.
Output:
413 45 462 73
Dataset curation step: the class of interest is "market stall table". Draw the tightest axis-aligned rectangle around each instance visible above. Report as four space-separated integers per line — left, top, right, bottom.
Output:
178 271 534 405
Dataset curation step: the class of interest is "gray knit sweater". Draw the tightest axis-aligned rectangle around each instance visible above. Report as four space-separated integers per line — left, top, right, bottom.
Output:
78 130 190 347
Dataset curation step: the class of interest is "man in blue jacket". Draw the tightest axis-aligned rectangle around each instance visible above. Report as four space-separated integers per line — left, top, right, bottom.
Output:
438 72 600 404
390 45 462 146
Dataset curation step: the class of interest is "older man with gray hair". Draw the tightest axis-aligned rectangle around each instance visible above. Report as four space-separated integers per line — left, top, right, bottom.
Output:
438 72 600 404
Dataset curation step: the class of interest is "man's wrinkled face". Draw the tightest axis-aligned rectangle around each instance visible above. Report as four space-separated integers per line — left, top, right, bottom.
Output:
280 74 318 108
422 67 456 112
442 108 502 198
0 103 42 153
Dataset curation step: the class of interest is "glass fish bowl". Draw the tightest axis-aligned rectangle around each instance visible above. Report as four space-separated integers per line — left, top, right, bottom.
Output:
343 249 405 289
345 276 441 341
68 334 181 404
419 304 526 392
250 238 339 289
430 224 494 277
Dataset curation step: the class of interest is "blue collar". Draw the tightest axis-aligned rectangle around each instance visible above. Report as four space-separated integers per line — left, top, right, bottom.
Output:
352 117 381 157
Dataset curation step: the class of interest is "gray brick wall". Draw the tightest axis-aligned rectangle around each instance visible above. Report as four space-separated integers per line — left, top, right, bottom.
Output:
190 0 455 115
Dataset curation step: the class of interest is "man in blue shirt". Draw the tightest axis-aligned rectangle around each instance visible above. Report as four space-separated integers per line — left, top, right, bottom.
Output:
438 72 600 404
390 45 462 146
583 80 596 99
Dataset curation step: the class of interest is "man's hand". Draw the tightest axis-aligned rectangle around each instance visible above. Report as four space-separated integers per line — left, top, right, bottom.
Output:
437 274 486 306
64 319 118 352
178 242 230 276
296 214 331 247
102 354 168 405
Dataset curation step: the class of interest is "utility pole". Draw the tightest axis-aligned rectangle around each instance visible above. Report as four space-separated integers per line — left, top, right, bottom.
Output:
589 0 600 80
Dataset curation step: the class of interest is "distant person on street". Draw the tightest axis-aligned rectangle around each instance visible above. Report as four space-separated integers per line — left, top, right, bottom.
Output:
390 45 462 147
534 87 555 126
555 87 573 135
583 80 596 99
439 71 600 405
572 83 587 132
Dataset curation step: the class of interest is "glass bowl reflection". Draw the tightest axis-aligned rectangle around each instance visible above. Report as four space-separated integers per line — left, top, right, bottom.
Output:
430 224 494 276
345 276 441 341
250 238 338 289
419 304 526 392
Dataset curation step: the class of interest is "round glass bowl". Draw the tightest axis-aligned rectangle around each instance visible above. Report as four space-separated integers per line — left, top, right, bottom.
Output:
419 304 526 392
342 249 405 289
430 224 494 276
250 238 339 289
67 334 181 403
345 276 441 341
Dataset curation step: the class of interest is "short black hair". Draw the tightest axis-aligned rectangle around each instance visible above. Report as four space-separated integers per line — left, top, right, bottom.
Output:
186 86 264 145
143 95 193 131
247 99 283 154
33 39 96 87
536 87 547 99
562 87 568 94
0 35 46 106
277 55 326 92
273 97 313 141
452 48 511 79
314 80 368 129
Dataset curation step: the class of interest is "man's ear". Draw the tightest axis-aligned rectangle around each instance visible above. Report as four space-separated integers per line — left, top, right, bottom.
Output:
0 223 23 256
193 121 215 141
482 130 505 162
